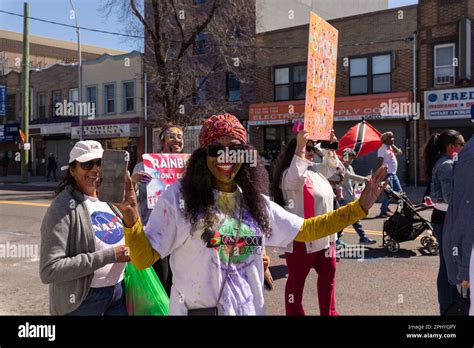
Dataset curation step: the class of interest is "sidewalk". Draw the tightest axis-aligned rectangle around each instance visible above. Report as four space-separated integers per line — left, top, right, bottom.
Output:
1 174 429 199
0 175 59 191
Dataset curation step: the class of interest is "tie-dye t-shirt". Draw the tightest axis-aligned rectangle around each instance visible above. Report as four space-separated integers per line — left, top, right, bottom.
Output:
144 182 303 315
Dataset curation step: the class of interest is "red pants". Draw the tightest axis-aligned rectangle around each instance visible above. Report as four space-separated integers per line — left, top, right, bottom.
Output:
284 241 338 316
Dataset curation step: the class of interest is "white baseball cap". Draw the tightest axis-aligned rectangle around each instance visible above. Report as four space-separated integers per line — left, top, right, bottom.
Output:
61 140 104 171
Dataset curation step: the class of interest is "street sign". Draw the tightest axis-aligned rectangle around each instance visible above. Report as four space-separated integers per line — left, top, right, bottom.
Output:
23 143 30 150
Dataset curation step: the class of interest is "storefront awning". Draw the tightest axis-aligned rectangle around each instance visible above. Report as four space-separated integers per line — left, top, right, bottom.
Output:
249 92 413 126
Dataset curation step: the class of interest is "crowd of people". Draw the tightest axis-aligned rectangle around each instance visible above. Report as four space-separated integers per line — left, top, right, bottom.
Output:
38 113 472 316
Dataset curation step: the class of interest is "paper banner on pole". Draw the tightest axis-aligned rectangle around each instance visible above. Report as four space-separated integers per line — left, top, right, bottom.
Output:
143 153 190 209
304 12 338 141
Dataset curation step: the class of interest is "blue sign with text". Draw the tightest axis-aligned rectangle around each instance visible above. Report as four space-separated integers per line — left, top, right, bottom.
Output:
0 85 6 117
0 123 19 142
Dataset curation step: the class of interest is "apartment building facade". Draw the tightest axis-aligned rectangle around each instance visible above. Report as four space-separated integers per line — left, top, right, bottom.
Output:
0 30 126 175
250 5 418 183
417 0 474 183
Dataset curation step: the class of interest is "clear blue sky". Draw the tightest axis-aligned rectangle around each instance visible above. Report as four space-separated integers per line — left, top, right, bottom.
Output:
0 0 418 52
0 0 143 52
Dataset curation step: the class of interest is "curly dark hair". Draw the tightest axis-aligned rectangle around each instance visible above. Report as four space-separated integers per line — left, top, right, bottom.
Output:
270 138 297 207
180 145 271 237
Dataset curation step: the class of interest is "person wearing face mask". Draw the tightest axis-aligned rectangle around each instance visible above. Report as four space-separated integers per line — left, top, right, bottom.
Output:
271 129 343 316
116 114 388 315
340 148 376 245
131 123 184 297
424 130 466 315
39 141 130 315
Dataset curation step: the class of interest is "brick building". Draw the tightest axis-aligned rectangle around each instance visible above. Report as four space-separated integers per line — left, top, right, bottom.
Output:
144 0 256 153
250 5 418 184
416 0 474 183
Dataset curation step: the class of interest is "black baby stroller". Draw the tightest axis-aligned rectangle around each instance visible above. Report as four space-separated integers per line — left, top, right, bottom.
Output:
382 185 438 255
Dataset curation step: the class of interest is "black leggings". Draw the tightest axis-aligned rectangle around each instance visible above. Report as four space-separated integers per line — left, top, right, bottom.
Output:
152 256 172 297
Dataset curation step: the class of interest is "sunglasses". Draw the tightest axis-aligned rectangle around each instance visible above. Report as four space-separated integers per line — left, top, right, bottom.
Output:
206 144 246 157
79 159 102 170
306 143 316 153
454 142 465 147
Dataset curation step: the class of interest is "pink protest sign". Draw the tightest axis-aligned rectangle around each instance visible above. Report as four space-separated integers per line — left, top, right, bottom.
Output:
142 153 190 209
304 11 338 141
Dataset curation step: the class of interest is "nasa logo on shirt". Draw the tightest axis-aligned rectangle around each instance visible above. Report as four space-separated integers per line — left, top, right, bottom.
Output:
91 211 124 244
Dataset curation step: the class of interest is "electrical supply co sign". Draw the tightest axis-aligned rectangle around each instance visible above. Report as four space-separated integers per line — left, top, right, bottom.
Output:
424 87 474 120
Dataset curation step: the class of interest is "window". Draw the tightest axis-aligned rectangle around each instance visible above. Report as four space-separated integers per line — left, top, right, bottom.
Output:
434 43 455 85
194 33 206 55
86 86 97 109
194 77 206 104
264 127 282 151
104 84 115 113
52 90 62 116
372 55 391 93
38 94 46 118
68 88 78 104
274 64 307 101
292 65 307 99
350 57 368 94
122 82 134 112
349 54 391 95
226 73 240 102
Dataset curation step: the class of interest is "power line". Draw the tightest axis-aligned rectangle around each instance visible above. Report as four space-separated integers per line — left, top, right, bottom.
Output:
0 9 412 49
0 9 144 39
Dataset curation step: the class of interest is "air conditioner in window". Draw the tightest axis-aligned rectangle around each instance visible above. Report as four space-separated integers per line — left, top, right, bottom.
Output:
436 75 454 85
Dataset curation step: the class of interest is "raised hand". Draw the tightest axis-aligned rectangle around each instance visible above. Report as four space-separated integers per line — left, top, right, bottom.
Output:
358 165 388 212
115 172 140 228
296 130 309 157
131 170 152 185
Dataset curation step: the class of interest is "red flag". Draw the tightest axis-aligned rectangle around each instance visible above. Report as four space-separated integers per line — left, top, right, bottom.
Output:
336 121 382 158
19 129 26 143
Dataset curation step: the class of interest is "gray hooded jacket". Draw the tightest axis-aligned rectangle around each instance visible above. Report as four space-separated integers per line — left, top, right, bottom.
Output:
444 137 474 285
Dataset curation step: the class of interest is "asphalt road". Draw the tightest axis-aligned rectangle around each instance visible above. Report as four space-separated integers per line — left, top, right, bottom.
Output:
0 188 439 315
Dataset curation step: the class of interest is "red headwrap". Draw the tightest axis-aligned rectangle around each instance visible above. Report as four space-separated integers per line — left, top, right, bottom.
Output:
199 113 247 148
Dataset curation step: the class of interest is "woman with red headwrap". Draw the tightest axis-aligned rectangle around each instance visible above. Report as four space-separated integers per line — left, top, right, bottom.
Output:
116 113 388 315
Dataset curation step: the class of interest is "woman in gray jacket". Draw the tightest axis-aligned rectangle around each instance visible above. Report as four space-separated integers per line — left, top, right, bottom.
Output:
424 130 465 314
39 140 130 315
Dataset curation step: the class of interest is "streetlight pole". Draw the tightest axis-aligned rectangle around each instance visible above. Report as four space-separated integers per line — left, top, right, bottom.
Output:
69 0 83 140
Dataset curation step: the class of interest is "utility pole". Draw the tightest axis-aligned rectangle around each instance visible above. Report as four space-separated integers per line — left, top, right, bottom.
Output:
21 2 29 183
69 0 83 140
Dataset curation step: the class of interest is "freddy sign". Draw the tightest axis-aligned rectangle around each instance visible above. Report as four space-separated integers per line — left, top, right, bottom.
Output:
304 12 338 140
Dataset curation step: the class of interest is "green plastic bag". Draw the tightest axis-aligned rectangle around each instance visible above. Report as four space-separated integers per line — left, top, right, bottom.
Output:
124 263 170 316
